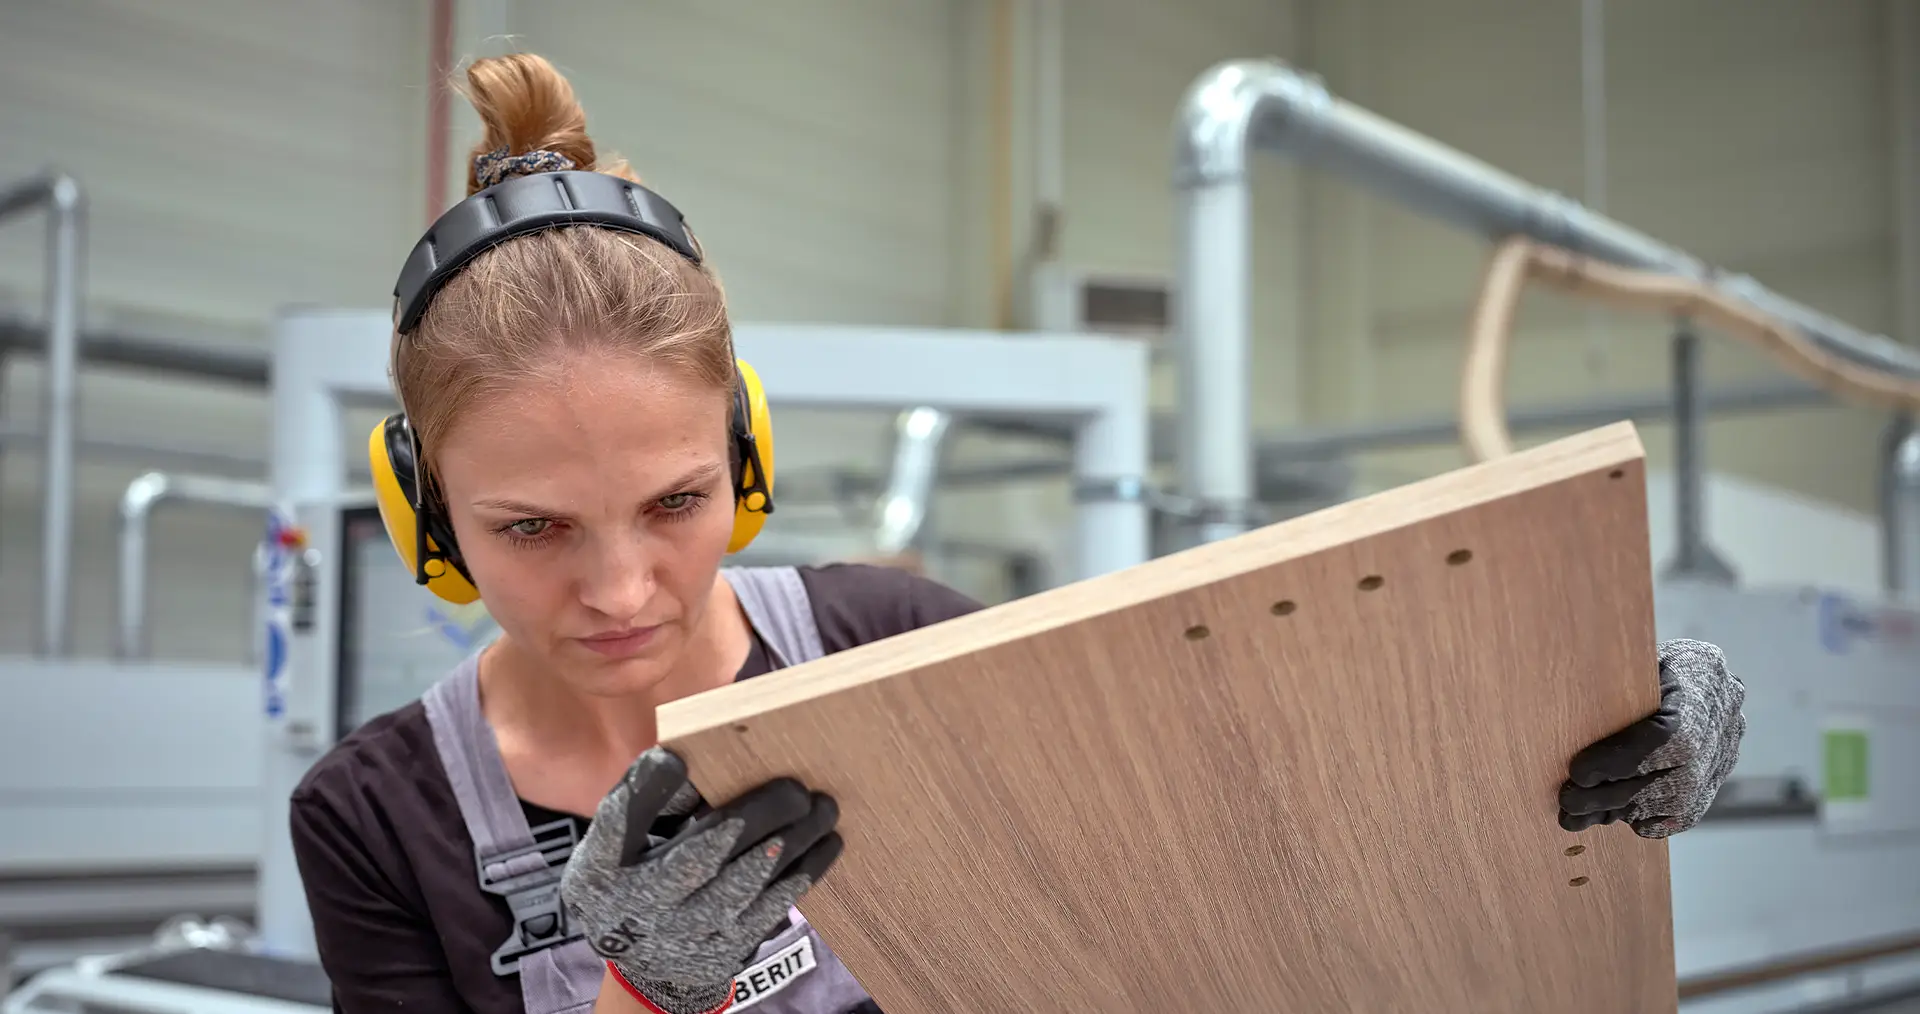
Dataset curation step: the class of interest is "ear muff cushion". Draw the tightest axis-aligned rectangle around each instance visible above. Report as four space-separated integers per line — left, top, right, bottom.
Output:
728 358 775 554
367 417 481 605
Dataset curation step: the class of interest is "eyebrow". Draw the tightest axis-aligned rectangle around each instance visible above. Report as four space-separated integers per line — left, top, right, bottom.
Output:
469 460 728 515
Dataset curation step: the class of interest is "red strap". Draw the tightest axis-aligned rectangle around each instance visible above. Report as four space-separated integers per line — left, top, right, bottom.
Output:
606 961 737 1014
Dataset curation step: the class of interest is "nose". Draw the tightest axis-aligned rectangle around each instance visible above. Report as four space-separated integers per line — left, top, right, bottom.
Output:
576 529 657 621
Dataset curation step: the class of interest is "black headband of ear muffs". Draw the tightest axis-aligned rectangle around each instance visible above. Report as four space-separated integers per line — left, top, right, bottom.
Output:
393 170 702 335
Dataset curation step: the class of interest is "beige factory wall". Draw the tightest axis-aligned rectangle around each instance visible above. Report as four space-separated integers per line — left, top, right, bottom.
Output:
1298 0 1900 512
0 0 430 659
0 0 978 658
933 0 1304 592
1057 0 1306 422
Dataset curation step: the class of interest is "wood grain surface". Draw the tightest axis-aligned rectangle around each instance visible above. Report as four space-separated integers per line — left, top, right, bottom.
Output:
659 421 1675 1013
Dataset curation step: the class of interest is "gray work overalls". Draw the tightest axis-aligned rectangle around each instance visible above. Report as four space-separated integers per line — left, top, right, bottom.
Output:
422 566 873 1014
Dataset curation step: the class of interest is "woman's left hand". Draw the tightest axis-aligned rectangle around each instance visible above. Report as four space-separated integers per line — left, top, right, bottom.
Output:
1557 639 1747 839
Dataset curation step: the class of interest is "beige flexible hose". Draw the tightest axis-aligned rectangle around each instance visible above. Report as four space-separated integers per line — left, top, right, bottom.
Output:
1459 236 1920 462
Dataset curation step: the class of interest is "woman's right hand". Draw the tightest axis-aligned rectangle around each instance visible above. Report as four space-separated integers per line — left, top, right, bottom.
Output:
562 747 844 1014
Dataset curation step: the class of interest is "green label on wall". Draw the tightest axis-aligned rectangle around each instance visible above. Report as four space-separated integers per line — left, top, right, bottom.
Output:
1824 729 1870 802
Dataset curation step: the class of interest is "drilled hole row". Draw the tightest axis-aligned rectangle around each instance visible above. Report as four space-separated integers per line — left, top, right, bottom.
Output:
1182 547 1476 642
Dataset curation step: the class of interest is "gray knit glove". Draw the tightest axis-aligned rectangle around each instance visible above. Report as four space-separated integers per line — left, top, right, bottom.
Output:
1559 638 1747 839
559 747 844 1014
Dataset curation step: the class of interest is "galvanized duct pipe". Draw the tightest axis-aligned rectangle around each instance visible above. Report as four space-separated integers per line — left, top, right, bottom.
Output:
1173 60 1920 544
0 316 270 386
1884 3 1920 600
0 172 85 656
118 471 277 659
871 407 954 555
1883 417 1920 599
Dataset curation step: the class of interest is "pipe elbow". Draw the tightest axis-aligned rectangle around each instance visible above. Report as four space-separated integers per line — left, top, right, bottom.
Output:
121 471 172 522
1893 422 1920 491
1174 58 1331 188
47 173 82 214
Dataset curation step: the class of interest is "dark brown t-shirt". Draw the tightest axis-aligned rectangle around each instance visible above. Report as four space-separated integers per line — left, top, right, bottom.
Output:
289 564 983 1014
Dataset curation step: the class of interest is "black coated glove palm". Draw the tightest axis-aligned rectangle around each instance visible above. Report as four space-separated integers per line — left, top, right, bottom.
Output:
559 747 845 1014
1559 638 1746 839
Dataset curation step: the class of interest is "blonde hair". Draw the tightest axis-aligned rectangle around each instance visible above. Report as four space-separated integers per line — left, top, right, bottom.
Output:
394 53 734 464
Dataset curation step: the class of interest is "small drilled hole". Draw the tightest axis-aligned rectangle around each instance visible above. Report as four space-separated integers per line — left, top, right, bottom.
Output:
1271 600 1297 616
1564 845 1586 857
1184 625 1211 641
733 724 750 734
1447 549 1473 566
1608 469 1624 479
1357 575 1384 591
1568 876 1590 887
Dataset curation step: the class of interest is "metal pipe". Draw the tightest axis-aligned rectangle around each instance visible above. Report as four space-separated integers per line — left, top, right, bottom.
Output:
1885 3 1920 601
871 407 954 555
1882 415 1920 598
1662 322 1737 584
1173 60 1920 544
0 346 9 540
1173 139 1256 545
0 316 269 386
0 172 87 656
1031 0 1065 262
117 471 278 659
1578 0 1609 374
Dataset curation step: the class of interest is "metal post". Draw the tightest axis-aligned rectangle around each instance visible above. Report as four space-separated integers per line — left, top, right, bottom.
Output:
0 346 8 543
1882 414 1920 598
1662 322 1737 584
0 173 88 657
1173 65 1269 547
1072 371 1153 581
871 408 953 555
1174 180 1256 548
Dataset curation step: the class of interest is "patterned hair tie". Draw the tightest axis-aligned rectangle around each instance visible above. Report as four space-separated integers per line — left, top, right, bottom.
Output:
473 147 577 189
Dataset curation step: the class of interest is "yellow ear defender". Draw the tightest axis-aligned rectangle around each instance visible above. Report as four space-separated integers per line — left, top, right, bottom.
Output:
727 358 777 553
368 359 777 605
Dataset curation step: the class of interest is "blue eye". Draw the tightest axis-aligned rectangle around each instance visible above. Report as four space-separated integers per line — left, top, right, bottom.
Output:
508 518 551 538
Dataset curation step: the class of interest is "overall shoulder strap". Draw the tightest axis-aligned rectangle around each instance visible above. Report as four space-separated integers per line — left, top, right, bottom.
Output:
421 654 590 999
422 654 537 863
724 566 827 669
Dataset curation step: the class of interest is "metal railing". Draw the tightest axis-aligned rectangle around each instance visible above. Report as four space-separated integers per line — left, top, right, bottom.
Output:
115 472 277 660
0 173 83 657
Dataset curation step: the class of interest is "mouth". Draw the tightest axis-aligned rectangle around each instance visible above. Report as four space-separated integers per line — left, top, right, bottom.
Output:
575 625 662 658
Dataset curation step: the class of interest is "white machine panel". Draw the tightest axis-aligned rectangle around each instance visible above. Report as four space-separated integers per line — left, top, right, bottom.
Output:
334 507 498 735
1661 582 1920 1011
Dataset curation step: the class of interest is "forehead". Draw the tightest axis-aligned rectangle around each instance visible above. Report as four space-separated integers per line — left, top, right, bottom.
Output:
434 352 731 485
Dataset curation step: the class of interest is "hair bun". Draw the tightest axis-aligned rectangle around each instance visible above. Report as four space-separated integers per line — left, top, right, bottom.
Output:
459 53 633 194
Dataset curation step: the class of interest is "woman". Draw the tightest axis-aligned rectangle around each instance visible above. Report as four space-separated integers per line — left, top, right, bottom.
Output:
290 54 1748 1014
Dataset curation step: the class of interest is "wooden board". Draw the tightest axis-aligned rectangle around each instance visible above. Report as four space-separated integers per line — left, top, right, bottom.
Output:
659 421 1676 1013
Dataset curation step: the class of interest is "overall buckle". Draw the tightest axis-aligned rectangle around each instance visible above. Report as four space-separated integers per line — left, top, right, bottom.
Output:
478 818 582 975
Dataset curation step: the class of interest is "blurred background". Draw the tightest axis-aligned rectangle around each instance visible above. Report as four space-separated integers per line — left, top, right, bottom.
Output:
0 1 1917 1011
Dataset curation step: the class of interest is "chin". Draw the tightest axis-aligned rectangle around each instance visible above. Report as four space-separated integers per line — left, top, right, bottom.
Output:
554 642 678 698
